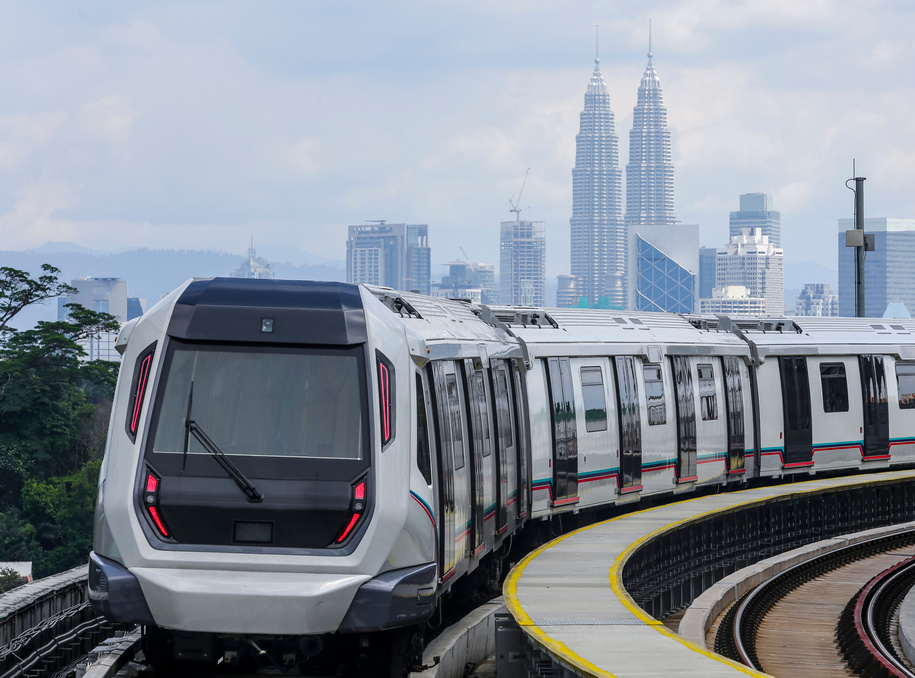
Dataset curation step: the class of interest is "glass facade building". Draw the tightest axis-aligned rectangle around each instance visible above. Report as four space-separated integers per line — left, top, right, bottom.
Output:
629 223 698 313
838 218 915 318
729 193 781 247
346 223 431 295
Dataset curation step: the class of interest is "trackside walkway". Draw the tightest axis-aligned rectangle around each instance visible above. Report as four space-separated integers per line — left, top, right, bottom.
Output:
503 469 915 678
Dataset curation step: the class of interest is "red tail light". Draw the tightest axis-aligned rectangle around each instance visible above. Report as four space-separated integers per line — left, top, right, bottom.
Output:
126 344 156 441
144 471 170 538
376 351 395 448
335 479 367 544
379 361 392 445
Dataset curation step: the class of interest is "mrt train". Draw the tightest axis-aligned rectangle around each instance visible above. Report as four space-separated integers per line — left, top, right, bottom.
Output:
88 277 915 672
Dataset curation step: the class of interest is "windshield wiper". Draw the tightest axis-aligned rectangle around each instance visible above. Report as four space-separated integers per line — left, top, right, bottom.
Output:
183 384 264 503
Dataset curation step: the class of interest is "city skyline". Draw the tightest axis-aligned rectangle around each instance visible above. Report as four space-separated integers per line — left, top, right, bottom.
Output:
0 2 913 283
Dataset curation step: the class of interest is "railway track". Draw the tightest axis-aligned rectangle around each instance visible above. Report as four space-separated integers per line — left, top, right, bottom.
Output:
836 553 915 678
713 531 915 677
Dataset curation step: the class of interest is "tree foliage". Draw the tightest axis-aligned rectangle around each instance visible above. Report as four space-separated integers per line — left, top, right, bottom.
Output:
0 566 25 594
0 264 76 338
0 266 119 579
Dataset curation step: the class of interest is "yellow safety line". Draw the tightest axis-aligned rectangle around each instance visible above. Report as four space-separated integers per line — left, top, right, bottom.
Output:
504 469 915 678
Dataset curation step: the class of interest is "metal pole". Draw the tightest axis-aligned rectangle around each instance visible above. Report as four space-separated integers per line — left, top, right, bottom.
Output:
855 177 866 317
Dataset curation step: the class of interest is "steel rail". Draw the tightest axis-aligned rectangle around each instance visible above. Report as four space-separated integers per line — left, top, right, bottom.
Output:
837 554 915 678
726 531 915 673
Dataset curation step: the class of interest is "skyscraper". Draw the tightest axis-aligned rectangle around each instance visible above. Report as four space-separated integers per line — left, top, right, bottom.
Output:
625 31 688 312
714 228 784 316
346 223 431 295
569 46 624 309
500 219 545 306
730 193 781 247
625 34 676 231
232 238 275 279
837 218 915 317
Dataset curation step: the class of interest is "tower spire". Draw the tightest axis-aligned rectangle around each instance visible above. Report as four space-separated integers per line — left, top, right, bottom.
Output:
648 18 653 60
595 24 599 65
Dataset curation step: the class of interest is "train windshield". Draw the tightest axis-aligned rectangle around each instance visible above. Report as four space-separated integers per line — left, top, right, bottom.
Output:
151 342 366 460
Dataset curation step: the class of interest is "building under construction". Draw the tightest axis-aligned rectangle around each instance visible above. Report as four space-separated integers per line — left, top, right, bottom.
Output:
500 219 545 306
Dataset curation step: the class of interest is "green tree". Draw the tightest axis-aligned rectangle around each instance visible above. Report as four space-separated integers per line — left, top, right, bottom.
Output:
21 460 101 578
0 566 24 594
0 264 76 338
0 266 120 577
0 307 119 486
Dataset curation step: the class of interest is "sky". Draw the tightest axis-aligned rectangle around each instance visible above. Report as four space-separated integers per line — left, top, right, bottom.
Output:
0 0 914 280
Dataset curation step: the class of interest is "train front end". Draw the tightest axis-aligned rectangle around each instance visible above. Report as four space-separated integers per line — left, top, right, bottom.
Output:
88 278 436 667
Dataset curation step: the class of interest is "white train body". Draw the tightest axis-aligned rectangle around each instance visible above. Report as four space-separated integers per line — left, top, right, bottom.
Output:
88 278 915 657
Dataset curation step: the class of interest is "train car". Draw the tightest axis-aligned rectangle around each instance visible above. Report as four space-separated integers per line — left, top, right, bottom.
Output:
87 277 915 674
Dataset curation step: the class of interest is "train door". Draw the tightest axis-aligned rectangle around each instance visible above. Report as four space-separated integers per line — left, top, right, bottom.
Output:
670 356 697 481
489 360 514 535
779 356 813 466
509 362 530 520
859 355 890 458
723 356 746 474
429 362 456 582
462 360 491 556
547 357 578 506
614 356 643 490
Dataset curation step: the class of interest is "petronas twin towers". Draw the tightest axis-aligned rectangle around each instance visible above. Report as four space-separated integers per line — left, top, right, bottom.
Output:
570 36 676 309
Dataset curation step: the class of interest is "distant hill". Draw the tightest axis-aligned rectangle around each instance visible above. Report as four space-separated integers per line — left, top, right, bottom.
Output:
0 246 346 330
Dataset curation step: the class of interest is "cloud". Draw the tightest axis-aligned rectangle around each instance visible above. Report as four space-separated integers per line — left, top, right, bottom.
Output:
284 137 321 176
79 95 135 144
0 183 79 248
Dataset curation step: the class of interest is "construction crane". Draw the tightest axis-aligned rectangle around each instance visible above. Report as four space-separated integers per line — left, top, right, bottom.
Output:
509 168 531 223
459 247 477 274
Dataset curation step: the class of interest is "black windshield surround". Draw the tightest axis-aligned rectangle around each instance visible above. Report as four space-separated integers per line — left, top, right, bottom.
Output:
134 279 374 553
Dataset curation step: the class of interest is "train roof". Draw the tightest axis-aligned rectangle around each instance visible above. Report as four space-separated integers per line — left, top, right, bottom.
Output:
364 286 915 363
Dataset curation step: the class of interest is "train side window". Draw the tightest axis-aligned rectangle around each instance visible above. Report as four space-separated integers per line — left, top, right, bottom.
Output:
580 366 607 432
897 362 915 409
472 371 492 455
820 363 849 413
698 363 717 421
644 366 667 426
445 374 465 470
496 370 513 448
415 373 432 485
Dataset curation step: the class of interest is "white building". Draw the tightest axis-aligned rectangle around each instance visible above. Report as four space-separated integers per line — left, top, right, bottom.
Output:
714 228 784 316
58 278 143 362
700 286 767 315
795 283 839 317
232 239 275 279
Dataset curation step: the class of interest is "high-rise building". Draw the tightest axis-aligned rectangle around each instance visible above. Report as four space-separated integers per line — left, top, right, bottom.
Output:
556 274 582 308
500 219 545 306
569 50 625 309
232 238 275 279
730 193 781 247
795 283 839 317
432 261 496 305
346 223 431 295
625 38 676 232
698 247 718 299
714 228 784 316
628 223 698 313
57 277 137 362
700 286 767 315
838 218 915 318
